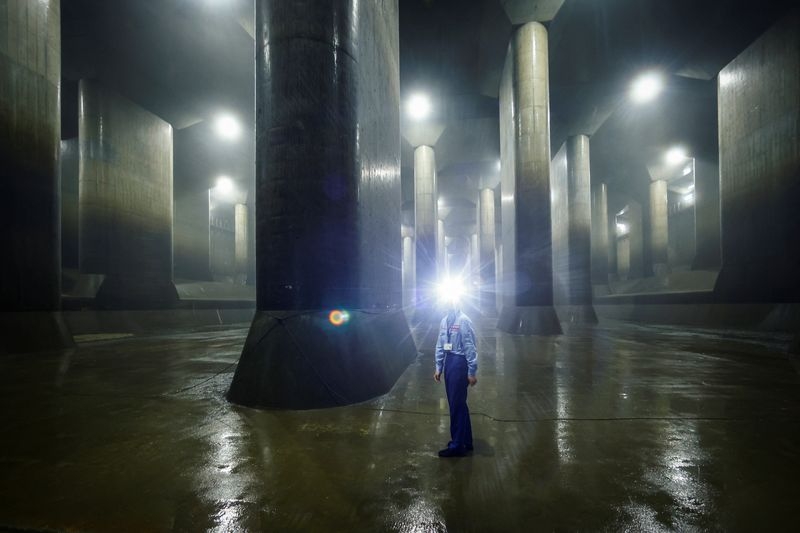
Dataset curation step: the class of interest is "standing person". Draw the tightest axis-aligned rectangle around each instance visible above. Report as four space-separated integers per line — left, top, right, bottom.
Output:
434 299 478 457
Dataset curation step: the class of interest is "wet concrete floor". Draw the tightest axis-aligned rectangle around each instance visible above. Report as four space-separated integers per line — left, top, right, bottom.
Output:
1 317 799 532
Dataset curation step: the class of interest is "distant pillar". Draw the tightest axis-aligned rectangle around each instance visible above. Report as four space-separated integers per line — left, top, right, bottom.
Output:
692 159 721 270
479 188 496 315
0 0 73 353
227 0 415 410
79 80 178 309
628 201 644 278
607 205 618 281
497 21 562 335
414 145 438 308
469 233 481 276
437 219 446 278
649 180 670 276
591 183 610 284
174 188 212 281
401 225 415 310
234 203 248 283
564 135 597 323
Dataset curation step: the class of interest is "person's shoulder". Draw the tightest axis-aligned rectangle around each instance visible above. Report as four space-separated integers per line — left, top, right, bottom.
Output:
459 312 474 324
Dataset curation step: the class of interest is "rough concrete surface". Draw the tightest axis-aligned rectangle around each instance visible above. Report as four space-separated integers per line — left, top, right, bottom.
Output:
1 318 800 531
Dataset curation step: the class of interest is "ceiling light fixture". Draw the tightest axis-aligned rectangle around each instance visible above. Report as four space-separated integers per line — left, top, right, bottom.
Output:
630 71 664 104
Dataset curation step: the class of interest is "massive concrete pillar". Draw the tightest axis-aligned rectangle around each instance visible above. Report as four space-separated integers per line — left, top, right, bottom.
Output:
227 0 414 410
649 180 670 276
565 135 596 323
414 144 438 307
591 183 610 284
401 225 415 310
714 10 800 303
0 0 73 353
479 187 497 315
497 22 562 335
551 136 596 323
78 80 178 309
234 203 248 284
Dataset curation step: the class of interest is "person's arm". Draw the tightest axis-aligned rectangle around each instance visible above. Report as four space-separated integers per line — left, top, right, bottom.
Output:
434 318 445 381
462 318 478 382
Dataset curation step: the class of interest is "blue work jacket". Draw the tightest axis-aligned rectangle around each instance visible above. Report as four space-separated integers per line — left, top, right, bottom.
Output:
435 311 478 377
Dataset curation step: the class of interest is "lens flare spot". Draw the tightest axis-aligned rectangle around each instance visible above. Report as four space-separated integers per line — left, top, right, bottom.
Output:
328 309 350 327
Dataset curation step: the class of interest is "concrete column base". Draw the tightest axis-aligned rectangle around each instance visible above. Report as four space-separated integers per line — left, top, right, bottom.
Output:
557 305 598 325
0 312 75 355
497 305 563 335
95 276 180 310
227 309 417 409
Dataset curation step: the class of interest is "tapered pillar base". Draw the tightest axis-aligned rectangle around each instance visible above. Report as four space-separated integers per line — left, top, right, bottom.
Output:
0 312 75 355
497 305 563 335
558 305 598 325
227 309 417 410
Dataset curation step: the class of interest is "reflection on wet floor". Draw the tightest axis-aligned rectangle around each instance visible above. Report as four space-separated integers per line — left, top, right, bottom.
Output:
0 319 799 531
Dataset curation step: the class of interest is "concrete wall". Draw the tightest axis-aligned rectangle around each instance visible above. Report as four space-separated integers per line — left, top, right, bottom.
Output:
716 9 800 302
0 0 61 311
78 79 177 308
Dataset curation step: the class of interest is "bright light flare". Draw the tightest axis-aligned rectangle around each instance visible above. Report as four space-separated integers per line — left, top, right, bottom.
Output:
630 71 663 103
406 93 432 121
214 114 241 141
616 222 629 235
437 276 464 305
215 176 235 195
328 309 350 327
665 147 688 165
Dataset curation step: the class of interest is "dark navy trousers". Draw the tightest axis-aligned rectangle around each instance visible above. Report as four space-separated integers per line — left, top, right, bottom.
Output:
444 353 473 450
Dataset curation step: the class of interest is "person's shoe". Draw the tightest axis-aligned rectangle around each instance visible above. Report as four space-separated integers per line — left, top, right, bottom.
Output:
465 444 474 452
438 446 467 458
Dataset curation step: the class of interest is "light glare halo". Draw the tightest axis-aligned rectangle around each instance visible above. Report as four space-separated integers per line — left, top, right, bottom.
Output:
407 93 431 121
630 72 663 103
215 114 241 140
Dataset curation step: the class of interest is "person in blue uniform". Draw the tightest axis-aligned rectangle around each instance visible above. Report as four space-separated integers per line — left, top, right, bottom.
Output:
434 300 478 457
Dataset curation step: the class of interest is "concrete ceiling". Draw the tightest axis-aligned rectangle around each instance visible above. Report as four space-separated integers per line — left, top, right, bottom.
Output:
60 0 796 238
